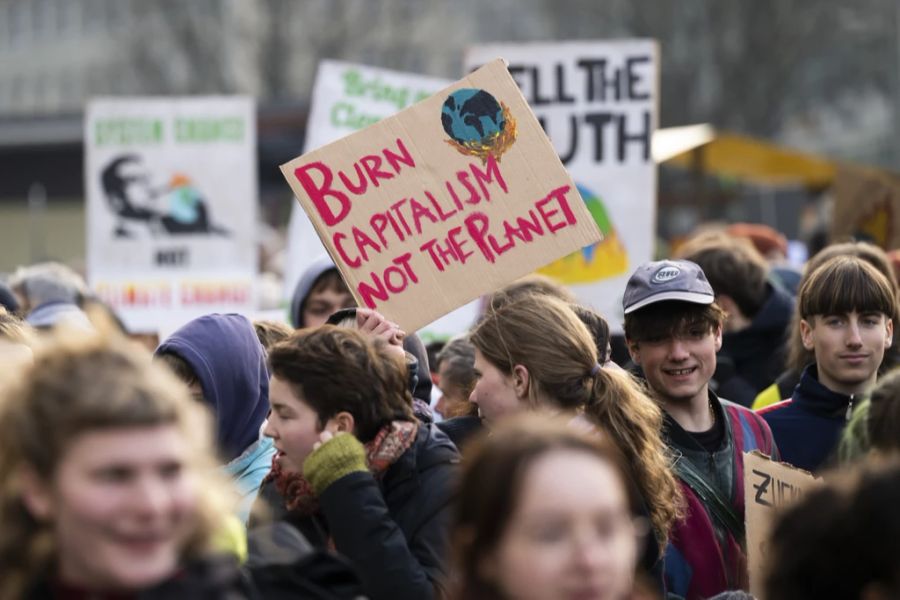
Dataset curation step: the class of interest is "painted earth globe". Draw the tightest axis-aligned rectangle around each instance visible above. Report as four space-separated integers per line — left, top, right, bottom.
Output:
441 88 505 145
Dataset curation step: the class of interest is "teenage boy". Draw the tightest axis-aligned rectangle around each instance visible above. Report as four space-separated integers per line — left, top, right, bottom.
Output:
623 259 778 600
676 231 795 407
760 255 894 472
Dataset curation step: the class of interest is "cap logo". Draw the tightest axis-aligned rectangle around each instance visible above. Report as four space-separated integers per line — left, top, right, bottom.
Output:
652 266 680 283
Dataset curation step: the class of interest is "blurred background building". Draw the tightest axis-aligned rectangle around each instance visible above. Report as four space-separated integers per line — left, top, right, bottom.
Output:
2 0 899 272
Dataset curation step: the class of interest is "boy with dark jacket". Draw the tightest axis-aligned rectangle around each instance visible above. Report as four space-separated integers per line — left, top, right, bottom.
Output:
760 256 895 472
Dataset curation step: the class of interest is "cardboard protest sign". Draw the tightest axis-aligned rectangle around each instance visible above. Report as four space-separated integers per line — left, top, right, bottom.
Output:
280 59 602 332
284 61 450 302
85 97 257 333
744 451 821 598
466 41 658 328
283 61 478 337
831 164 900 250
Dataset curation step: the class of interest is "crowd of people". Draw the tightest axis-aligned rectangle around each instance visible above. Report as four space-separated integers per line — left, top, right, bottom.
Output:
1 226 899 599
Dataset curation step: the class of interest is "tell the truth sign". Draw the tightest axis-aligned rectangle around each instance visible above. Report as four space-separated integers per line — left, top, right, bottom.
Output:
280 59 602 331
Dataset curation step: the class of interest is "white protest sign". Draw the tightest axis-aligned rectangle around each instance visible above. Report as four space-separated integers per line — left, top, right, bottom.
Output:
280 59 602 332
466 40 658 328
85 97 257 333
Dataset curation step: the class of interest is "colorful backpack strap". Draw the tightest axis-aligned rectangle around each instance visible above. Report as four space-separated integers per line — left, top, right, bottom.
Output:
672 454 745 545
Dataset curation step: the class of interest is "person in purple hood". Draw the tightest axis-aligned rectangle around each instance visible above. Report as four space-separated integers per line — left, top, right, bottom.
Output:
155 313 274 523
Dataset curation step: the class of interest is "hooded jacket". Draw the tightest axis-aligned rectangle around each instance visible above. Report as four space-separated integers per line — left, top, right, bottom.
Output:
759 364 855 472
156 314 273 517
290 255 338 328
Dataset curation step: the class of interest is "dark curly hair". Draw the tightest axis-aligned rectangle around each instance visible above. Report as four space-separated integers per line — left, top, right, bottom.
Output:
267 325 414 442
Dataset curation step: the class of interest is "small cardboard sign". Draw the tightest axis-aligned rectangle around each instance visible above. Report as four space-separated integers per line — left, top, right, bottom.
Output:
280 59 602 331
744 451 821 598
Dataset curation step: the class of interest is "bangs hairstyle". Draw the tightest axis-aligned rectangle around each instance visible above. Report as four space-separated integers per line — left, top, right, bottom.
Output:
624 300 726 344
799 256 896 321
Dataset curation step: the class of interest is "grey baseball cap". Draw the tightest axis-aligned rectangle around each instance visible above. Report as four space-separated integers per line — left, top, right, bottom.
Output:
622 259 715 314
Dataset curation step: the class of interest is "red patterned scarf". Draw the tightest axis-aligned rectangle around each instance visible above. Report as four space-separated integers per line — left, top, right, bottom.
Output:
265 420 419 515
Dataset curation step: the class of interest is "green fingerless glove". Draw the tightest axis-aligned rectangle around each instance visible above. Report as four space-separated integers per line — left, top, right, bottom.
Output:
302 434 368 496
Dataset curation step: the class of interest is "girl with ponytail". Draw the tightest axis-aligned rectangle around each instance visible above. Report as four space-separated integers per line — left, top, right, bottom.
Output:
468 294 683 592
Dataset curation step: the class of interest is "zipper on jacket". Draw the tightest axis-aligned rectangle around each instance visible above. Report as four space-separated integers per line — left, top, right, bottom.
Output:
846 394 855 420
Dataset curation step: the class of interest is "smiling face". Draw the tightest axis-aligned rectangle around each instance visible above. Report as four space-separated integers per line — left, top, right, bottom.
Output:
264 375 325 473
628 322 722 408
801 311 893 396
486 449 638 600
469 349 523 425
23 425 197 592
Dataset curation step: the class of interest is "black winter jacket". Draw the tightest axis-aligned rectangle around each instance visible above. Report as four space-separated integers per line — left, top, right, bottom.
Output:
251 423 460 600
27 523 365 599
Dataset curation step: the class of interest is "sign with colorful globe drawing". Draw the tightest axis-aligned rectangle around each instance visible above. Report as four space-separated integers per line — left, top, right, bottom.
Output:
283 61 451 312
466 40 658 327
538 183 628 283
441 88 517 163
280 59 602 332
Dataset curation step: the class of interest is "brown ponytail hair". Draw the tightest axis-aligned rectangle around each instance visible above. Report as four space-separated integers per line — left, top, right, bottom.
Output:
469 294 683 550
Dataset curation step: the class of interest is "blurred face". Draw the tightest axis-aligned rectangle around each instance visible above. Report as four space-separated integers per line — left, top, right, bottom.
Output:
0 339 33 369
801 311 893 395
302 286 355 328
24 426 197 592
469 349 522 425
487 450 638 600
436 362 472 418
628 323 722 407
265 375 324 472
117 162 156 211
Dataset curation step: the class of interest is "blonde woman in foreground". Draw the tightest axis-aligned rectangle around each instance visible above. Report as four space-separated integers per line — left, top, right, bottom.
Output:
0 328 362 599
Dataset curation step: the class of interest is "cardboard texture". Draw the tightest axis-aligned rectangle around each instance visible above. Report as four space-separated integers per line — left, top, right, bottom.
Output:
280 59 602 332
284 60 450 302
831 164 900 250
743 451 821 599
465 40 659 330
282 61 481 337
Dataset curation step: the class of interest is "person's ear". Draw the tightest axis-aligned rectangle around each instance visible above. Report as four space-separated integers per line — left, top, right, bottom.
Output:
800 318 815 351
713 324 723 352
511 364 531 400
19 466 53 522
626 338 641 366
327 411 356 435
885 318 894 348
